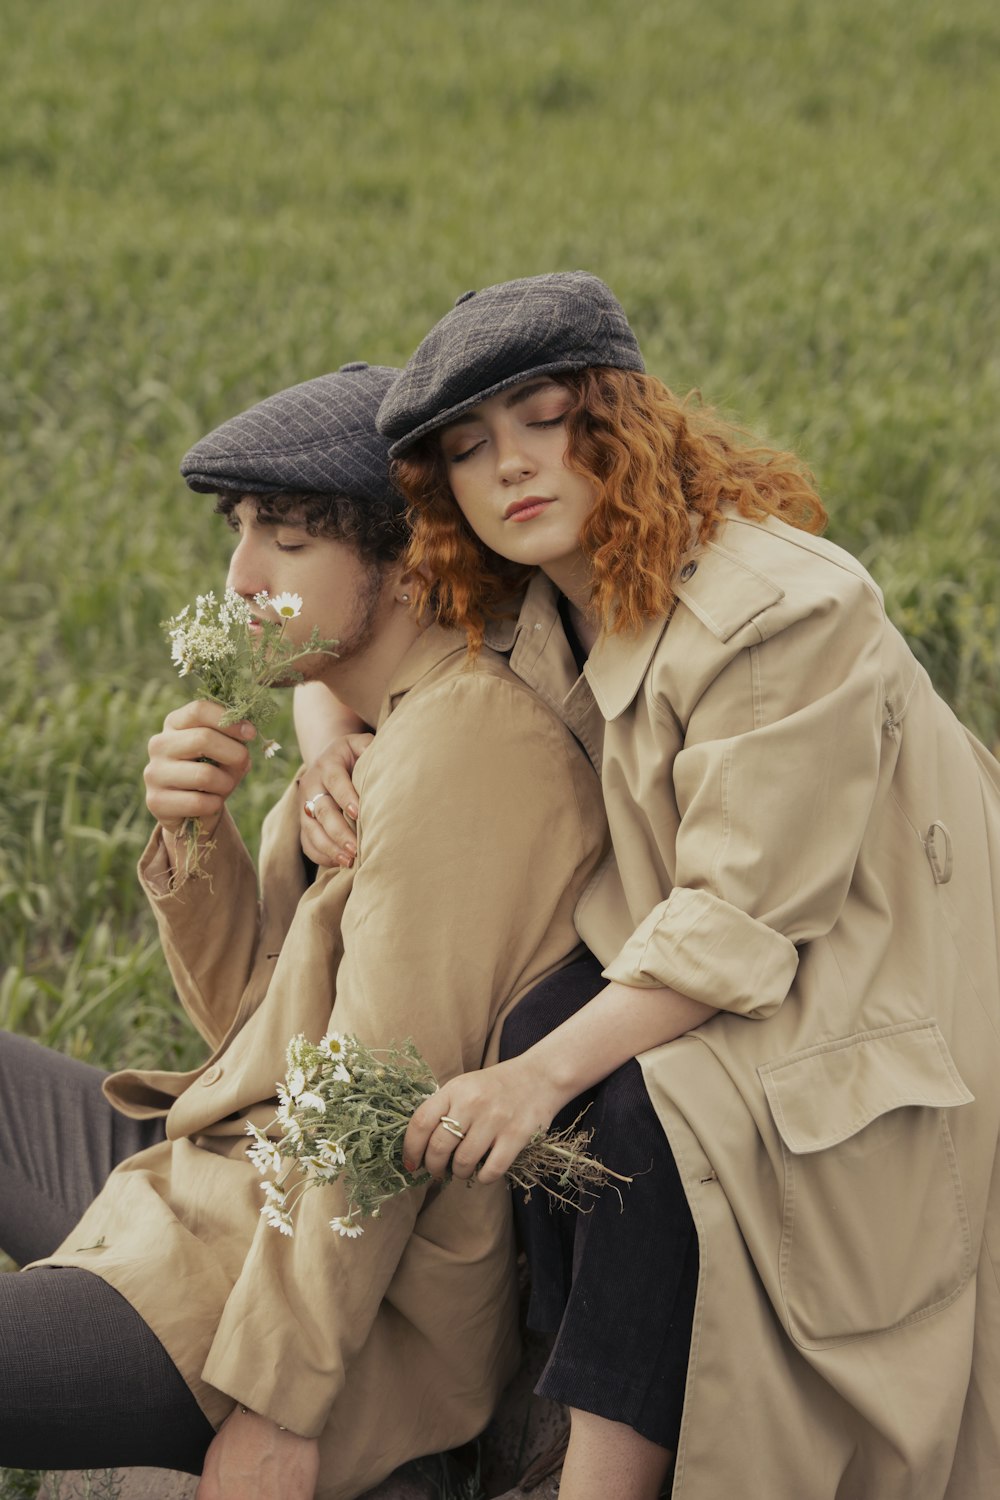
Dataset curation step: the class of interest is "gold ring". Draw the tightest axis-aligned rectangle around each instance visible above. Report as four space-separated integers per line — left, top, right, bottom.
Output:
439 1115 466 1140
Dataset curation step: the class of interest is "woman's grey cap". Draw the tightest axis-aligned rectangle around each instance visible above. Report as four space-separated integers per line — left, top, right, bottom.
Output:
378 272 644 458
181 363 400 504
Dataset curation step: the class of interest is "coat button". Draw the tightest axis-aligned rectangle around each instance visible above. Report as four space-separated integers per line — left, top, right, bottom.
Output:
923 821 953 885
201 1064 222 1086
679 561 698 582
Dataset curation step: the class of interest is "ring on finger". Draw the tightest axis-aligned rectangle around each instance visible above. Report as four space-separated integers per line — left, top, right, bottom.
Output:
304 792 333 820
439 1115 466 1140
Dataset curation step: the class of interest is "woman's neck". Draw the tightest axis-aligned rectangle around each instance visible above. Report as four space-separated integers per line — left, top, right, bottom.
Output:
542 557 600 651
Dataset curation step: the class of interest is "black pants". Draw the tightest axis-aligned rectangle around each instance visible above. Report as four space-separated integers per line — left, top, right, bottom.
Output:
500 955 698 1450
0 1030 215 1472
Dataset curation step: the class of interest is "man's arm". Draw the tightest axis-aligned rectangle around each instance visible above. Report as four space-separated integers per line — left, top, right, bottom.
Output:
199 667 605 1436
140 698 261 1048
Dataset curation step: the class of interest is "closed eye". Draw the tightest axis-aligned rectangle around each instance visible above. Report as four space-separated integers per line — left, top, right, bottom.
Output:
448 439 484 464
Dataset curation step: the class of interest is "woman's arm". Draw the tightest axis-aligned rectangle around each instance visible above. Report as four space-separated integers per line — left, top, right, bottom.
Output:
405 979 716 1182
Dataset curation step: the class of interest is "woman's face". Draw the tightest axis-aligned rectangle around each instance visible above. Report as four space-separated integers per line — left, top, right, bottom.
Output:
439 378 598 587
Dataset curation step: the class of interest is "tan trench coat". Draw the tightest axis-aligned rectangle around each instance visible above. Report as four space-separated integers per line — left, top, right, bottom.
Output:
32 626 607 1500
488 512 1000 1500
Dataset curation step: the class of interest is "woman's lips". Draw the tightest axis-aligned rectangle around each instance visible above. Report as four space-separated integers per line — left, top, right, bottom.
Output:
504 497 553 522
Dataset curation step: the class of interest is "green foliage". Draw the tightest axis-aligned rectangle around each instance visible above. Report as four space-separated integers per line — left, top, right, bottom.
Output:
0 1471 42 1500
1 0 997 1068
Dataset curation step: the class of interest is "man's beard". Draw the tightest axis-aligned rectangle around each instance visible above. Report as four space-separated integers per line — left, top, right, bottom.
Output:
287 561 387 684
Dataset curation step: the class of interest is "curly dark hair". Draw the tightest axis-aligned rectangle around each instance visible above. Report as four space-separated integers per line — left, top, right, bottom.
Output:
213 489 409 566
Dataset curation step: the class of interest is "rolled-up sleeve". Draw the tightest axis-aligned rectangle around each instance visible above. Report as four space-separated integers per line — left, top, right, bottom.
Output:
603 573 887 1018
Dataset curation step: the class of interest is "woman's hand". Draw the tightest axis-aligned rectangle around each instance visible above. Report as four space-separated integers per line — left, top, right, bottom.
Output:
403 1055 568 1187
297 732 373 868
144 700 256 842
197 1407 319 1500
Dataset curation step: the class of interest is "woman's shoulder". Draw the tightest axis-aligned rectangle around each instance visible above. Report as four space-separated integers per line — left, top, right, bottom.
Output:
676 511 885 644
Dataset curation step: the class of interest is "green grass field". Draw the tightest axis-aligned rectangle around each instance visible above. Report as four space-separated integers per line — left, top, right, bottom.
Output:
2 0 998 1079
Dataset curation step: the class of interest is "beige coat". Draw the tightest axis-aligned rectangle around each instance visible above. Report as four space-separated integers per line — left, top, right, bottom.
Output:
488 513 1000 1500
32 626 607 1500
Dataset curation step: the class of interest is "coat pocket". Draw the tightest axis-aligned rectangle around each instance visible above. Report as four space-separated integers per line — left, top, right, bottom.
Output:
758 1019 974 1347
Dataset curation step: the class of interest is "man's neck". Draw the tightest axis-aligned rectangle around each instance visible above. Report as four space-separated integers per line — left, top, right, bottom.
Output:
323 608 428 728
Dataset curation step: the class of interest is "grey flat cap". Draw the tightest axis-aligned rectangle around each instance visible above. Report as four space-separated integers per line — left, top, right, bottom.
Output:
378 272 644 457
181 362 400 503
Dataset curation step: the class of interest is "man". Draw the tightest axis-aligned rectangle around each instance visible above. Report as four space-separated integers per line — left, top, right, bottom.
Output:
0 362 606 1499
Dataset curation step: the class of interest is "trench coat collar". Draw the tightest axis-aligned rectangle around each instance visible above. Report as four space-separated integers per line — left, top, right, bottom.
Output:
579 522 790 721
486 573 605 774
379 622 473 723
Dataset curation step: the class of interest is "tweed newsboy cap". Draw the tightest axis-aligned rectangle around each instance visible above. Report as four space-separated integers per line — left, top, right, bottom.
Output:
181 362 400 504
378 272 644 457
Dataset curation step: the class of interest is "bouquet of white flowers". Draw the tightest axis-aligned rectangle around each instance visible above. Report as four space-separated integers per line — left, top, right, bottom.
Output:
162 587 337 879
247 1033 632 1239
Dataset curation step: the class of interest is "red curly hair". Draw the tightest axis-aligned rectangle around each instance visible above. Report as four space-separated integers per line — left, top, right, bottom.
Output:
396 368 827 653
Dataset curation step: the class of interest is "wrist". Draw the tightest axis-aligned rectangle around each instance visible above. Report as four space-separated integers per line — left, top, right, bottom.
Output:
238 1404 287 1433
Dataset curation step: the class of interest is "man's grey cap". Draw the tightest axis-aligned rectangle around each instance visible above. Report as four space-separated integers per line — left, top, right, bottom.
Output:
181 362 400 504
378 272 644 458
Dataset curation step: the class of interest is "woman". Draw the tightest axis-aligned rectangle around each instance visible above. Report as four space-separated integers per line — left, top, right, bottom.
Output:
299 273 1000 1500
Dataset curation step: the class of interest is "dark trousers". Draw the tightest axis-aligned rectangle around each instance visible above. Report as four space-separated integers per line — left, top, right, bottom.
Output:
0 1030 215 1472
500 955 698 1451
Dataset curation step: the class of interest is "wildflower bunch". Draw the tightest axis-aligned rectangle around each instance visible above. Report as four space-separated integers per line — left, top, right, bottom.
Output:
246 1033 631 1239
162 588 338 877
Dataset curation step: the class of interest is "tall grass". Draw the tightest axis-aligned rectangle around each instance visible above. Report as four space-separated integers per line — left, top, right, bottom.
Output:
2 0 998 1070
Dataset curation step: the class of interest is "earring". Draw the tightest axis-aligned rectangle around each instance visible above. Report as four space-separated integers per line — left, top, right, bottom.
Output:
400 593 410 603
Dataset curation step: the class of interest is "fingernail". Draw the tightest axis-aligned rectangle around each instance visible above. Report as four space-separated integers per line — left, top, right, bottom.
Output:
337 853 354 868
342 841 356 856
402 1160 414 1175
240 723 255 740
347 804 359 819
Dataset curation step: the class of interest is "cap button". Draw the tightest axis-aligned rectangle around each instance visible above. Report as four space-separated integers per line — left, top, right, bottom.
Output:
339 361 369 372
454 289 477 306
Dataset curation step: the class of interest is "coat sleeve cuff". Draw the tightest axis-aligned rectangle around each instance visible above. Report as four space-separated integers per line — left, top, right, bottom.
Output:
601 886 799 1018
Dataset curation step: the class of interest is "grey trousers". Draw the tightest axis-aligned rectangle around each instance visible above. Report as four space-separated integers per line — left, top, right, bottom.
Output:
0 1030 215 1472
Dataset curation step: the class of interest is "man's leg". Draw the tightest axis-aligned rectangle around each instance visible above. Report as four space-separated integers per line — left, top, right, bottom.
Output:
0 1029 165 1265
0 1031 215 1471
0 1267 214 1472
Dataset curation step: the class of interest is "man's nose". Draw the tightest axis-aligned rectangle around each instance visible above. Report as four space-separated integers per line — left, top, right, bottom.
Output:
226 539 263 600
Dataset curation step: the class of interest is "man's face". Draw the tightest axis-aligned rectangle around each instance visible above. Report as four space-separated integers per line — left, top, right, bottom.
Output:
225 498 389 685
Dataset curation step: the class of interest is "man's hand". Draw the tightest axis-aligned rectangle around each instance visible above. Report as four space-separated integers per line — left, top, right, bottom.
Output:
144 699 256 843
197 1406 319 1500
297 732 373 868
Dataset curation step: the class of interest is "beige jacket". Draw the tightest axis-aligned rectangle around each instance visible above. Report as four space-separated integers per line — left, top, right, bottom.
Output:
33 626 607 1500
488 513 1000 1500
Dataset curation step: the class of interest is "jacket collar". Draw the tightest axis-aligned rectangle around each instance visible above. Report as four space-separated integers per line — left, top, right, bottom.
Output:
486 574 605 774
378 623 472 724
585 611 673 720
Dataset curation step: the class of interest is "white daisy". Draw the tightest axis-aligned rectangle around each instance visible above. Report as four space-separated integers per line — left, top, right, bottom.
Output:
317 1140 347 1168
261 1203 294 1236
287 1067 306 1099
330 1216 364 1239
298 1091 326 1114
262 739 281 759
270 592 303 619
